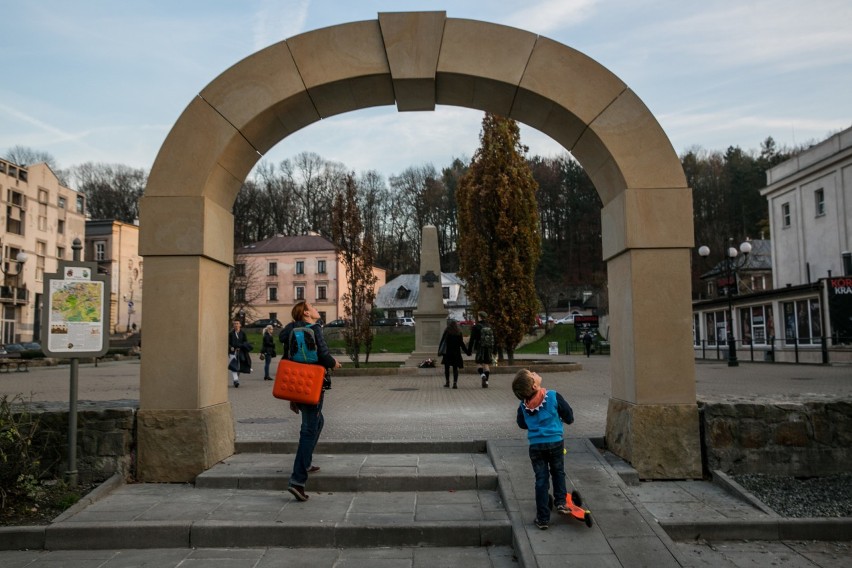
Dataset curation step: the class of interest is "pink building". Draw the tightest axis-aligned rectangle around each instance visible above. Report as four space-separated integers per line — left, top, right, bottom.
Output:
234 232 386 325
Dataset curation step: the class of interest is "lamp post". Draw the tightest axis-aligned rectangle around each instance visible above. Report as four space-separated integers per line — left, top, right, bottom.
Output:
698 238 751 367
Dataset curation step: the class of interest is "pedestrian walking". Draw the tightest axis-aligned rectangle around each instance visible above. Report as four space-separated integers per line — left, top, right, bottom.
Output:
228 319 252 388
261 325 277 381
438 319 470 389
467 311 495 388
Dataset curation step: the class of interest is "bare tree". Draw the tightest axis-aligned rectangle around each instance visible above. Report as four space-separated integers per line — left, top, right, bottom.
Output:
67 162 146 222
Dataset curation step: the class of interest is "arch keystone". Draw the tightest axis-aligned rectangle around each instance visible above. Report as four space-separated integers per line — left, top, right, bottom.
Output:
378 11 445 111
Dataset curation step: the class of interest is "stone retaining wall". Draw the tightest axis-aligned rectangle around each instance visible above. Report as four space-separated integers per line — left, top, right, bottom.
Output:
700 397 852 476
21 401 137 484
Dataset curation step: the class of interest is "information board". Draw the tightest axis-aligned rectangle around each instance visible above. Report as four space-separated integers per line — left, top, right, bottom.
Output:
40 262 110 358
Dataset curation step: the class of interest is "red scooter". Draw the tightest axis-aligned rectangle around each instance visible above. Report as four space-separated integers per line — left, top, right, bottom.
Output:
549 489 593 528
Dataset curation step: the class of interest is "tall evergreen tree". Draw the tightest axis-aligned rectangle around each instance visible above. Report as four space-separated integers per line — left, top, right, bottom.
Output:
457 114 541 363
331 174 378 367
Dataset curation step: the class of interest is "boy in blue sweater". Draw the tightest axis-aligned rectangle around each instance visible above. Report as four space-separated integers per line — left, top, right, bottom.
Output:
513 369 575 529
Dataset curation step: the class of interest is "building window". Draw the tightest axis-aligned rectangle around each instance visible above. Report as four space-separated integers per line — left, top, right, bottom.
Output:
38 215 47 231
234 263 245 277
295 286 305 300
319 311 327 322
295 260 305 275
268 261 277 276
95 242 106 261
7 190 25 207
740 304 774 346
396 286 410 299
58 196 66 209
442 286 450 300
76 195 84 214
781 202 791 227
814 189 825 216
317 259 326 274
268 287 278 302
783 299 821 345
693 314 700 346
235 288 246 303
38 189 48 203
317 285 327 300
704 310 729 346
58 219 65 234
57 246 65 260
6 206 23 235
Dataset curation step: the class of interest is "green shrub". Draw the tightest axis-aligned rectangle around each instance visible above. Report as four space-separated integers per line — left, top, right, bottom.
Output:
0 395 47 509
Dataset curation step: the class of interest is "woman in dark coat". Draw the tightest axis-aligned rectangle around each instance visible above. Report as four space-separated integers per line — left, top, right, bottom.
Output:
439 319 470 389
228 319 252 388
261 324 277 381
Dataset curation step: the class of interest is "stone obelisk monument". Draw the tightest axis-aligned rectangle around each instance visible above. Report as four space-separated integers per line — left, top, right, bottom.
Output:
405 225 448 367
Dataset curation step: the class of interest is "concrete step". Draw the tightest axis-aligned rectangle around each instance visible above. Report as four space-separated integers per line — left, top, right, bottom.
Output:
34 485 511 550
196 452 499 491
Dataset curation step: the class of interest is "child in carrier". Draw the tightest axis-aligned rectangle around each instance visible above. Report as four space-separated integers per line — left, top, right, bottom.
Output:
512 368 575 530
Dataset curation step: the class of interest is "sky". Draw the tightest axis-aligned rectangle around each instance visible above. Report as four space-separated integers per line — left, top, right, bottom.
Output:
2 0 851 182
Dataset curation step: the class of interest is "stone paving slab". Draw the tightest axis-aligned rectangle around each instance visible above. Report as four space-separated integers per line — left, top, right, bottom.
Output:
0 545 517 568
197 452 498 491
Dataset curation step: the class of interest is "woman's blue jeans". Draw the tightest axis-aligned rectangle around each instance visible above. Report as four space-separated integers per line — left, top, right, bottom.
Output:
289 392 325 487
529 441 567 522
263 355 273 378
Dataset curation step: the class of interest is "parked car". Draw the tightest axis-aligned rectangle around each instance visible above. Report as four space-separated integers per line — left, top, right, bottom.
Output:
556 314 581 325
244 318 283 329
2 343 26 353
374 318 401 327
457 319 475 327
325 319 349 328
400 317 415 327
22 342 42 353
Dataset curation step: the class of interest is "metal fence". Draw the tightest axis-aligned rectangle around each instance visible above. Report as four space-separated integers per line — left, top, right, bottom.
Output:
694 335 852 364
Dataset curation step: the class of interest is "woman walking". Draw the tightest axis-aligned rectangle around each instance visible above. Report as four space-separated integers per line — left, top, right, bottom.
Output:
439 319 470 389
261 324 277 380
279 301 341 502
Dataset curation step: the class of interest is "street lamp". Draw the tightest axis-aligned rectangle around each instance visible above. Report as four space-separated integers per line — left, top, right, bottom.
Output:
0 250 28 287
698 238 752 367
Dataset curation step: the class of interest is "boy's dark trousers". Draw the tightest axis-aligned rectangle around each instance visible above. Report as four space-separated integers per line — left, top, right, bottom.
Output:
529 441 568 522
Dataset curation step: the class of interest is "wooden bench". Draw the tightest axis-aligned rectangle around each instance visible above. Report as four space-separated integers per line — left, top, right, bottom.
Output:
0 352 29 373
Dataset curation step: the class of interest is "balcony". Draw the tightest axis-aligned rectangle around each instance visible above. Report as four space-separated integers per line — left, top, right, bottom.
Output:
0 285 28 305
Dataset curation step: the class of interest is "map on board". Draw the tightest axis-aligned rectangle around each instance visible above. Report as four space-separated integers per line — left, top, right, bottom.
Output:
45 266 106 354
50 282 102 323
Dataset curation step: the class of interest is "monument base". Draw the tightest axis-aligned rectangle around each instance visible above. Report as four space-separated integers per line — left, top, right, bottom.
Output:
605 398 702 479
137 403 235 482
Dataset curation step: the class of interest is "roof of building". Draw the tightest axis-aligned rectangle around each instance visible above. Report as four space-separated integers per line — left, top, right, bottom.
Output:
236 233 337 255
700 239 772 279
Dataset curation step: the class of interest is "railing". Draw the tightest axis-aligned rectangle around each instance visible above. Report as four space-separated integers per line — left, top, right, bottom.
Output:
694 334 852 365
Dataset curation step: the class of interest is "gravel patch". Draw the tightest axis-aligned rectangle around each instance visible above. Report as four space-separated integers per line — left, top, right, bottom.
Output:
732 473 852 518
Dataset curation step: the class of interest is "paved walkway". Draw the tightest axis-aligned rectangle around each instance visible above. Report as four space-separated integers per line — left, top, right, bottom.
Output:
1 355 851 566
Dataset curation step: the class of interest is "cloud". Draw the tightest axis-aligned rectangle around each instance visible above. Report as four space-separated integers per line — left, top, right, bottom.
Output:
504 0 599 34
253 0 311 49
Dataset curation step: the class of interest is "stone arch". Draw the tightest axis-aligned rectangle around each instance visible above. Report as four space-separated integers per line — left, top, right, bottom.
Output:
138 12 699 482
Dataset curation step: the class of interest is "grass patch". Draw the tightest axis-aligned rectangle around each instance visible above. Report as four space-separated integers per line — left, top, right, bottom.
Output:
515 325 583 355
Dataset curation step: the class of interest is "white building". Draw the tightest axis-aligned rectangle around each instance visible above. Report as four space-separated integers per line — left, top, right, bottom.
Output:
375 272 471 321
692 125 852 363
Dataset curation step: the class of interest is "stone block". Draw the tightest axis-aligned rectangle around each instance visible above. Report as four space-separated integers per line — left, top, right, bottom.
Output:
379 11 445 111
606 399 702 479
137 404 235 482
737 421 767 449
437 18 537 115
287 20 395 117
773 420 809 447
